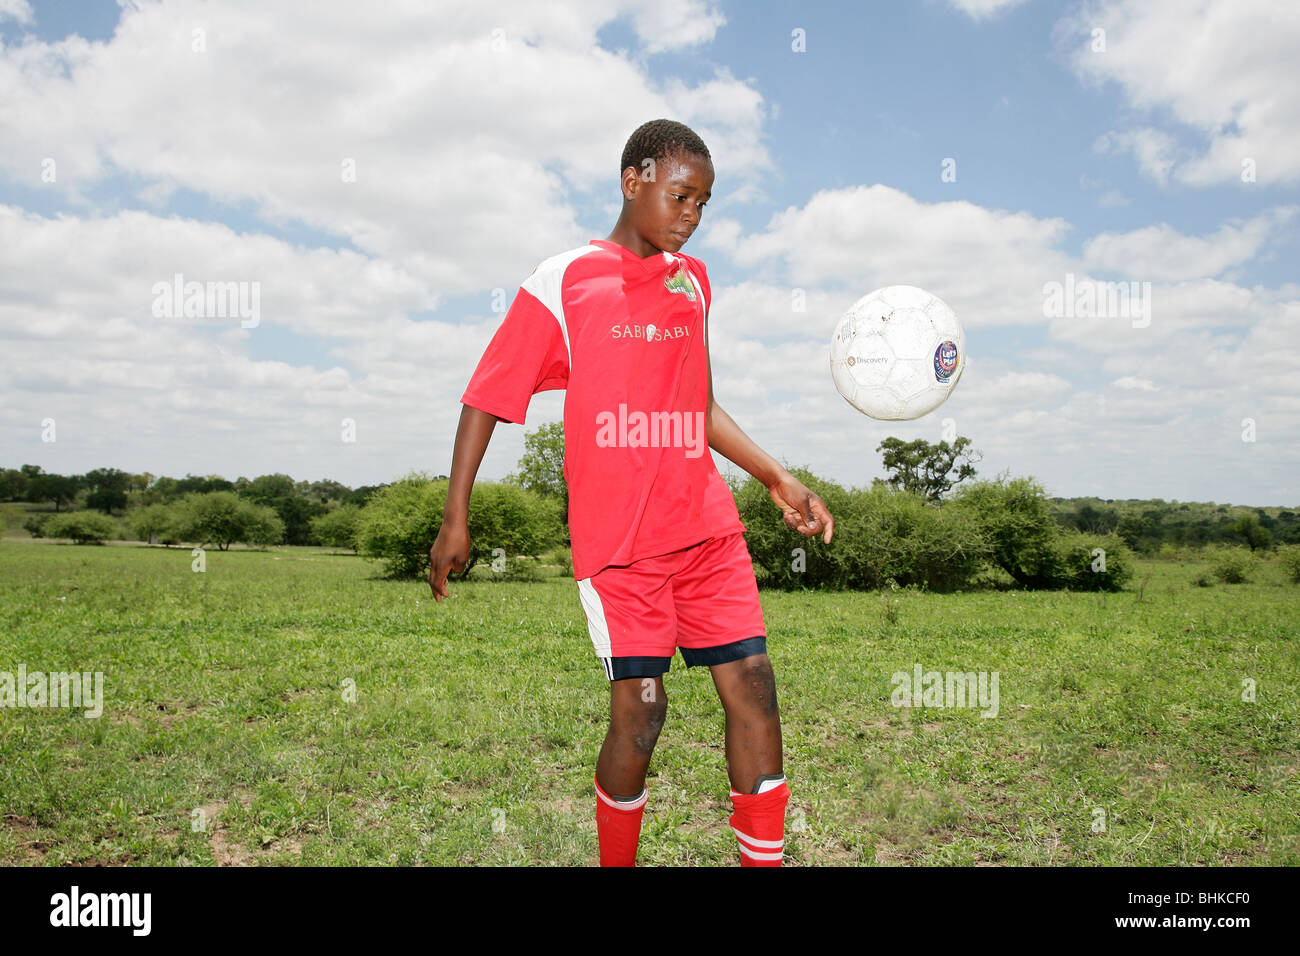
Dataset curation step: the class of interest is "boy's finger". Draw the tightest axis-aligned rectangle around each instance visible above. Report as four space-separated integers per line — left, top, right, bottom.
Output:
815 502 834 543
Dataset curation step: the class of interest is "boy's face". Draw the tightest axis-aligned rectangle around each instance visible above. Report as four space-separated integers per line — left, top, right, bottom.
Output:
625 151 714 253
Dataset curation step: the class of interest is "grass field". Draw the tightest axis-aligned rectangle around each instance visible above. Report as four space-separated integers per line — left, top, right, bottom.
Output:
1 536 1296 866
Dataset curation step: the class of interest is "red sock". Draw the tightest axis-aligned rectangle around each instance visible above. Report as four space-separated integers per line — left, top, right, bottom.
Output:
729 779 790 866
595 773 647 867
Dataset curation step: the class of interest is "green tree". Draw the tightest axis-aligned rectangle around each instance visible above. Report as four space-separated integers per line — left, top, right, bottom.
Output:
27 472 81 512
507 421 568 525
128 503 179 545
312 502 363 552
45 510 120 545
357 473 563 579
1231 514 1273 552
242 473 324 545
172 491 284 550
0 467 31 501
949 473 1059 588
84 467 132 514
875 436 980 502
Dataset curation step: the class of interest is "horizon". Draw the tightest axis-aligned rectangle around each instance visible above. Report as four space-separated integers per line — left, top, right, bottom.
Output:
2 0 1297 507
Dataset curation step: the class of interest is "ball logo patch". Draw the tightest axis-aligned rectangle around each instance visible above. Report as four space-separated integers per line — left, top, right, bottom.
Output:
934 340 959 382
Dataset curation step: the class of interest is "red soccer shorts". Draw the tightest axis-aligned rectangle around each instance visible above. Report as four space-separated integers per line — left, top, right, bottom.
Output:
575 532 768 680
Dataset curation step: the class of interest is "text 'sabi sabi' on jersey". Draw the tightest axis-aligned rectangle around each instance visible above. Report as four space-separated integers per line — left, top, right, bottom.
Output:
460 239 746 581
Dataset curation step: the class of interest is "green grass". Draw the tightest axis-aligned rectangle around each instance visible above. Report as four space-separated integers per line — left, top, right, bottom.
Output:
1 537 1296 866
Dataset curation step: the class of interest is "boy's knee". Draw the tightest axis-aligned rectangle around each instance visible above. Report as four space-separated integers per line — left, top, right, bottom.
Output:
616 678 667 755
633 700 667 755
734 655 779 717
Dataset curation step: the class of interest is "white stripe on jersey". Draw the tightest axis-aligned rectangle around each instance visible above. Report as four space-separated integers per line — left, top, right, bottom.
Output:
519 243 602 368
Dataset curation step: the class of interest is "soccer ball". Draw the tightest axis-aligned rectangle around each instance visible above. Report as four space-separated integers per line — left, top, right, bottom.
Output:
829 285 965 420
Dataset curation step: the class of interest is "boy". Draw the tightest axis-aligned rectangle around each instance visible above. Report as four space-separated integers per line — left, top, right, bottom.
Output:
429 119 834 866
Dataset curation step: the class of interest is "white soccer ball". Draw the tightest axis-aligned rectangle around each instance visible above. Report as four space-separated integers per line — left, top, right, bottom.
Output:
829 285 965 421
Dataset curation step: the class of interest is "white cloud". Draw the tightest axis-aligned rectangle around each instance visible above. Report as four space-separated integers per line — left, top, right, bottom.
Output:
1113 376 1157 390
1082 207 1299 281
0 0 764 296
1058 0 1300 185
946 0 1031 20
0 0 32 24
721 184 1074 327
701 182 1299 501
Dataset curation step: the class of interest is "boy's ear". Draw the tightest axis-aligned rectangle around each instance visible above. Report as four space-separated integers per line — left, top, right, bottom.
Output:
621 166 644 201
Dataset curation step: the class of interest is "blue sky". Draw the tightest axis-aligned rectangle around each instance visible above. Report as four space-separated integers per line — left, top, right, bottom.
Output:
2 0 1297 506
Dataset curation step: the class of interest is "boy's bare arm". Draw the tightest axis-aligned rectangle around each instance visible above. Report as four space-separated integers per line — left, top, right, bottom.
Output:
708 402 834 544
430 404 500 601
442 404 500 522
707 402 786 488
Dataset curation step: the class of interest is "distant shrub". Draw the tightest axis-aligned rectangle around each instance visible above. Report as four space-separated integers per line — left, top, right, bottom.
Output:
128 503 179 544
1041 532 1134 591
312 502 363 552
1275 544 1300 584
480 555 547 583
735 469 988 592
23 514 49 538
540 546 573 577
171 491 284 550
358 474 563 579
1212 548 1251 584
949 474 1059 588
1193 571 1214 587
45 510 119 545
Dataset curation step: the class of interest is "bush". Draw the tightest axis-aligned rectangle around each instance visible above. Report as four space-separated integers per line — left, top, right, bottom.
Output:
23 514 49 538
733 468 849 590
949 474 1059 588
1275 544 1300 583
357 473 563 579
44 510 119 545
1212 548 1251 584
479 554 547 583
1041 531 1134 591
128 502 179 544
735 469 988 592
539 546 573 578
172 491 284 550
312 502 363 552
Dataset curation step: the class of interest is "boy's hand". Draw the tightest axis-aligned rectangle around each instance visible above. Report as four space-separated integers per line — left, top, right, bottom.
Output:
767 473 834 544
429 521 470 603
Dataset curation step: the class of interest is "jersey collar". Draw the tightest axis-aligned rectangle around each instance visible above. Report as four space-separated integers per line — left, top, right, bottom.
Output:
590 238 680 269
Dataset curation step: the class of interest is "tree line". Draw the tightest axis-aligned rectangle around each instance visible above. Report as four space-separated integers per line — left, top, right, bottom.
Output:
5 427 1295 577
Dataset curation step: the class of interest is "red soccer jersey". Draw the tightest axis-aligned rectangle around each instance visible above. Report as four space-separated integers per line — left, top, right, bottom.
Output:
460 238 746 581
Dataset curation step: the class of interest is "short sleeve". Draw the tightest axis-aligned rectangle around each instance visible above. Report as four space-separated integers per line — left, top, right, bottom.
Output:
460 286 570 425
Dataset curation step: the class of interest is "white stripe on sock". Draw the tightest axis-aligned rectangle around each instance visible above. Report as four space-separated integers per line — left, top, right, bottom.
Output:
738 843 784 861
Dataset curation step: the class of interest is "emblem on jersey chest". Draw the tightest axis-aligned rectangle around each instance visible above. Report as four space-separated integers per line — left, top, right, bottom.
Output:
664 268 696 302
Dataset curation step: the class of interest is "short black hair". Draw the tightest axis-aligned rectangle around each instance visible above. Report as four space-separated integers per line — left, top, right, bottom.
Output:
620 119 711 180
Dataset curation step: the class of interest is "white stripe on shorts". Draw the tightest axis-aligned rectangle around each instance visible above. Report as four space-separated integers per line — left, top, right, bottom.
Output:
576 576 612 660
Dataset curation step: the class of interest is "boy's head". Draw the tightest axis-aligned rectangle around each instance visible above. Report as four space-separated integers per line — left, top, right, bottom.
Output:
616 119 713 253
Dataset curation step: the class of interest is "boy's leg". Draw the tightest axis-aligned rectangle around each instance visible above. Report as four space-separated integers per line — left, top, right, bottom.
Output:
709 652 782 795
575 552 680 866
710 652 790 867
596 674 667 797
593 672 667 867
672 532 790 865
